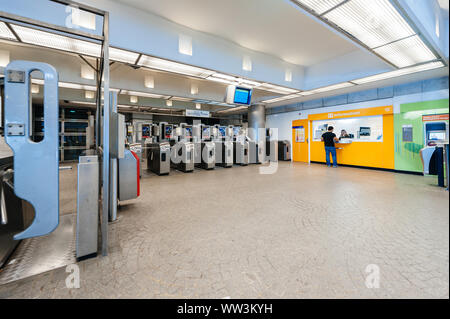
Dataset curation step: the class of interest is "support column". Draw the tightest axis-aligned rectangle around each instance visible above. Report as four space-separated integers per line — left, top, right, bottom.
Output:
248 104 265 141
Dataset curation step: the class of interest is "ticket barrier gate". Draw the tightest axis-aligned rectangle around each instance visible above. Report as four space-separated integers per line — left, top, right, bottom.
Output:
233 141 249 166
215 141 233 168
147 142 171 175
195 142 216 170
171 142 195 173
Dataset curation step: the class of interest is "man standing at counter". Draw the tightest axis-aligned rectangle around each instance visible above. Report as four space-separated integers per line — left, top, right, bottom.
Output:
321 126 339 168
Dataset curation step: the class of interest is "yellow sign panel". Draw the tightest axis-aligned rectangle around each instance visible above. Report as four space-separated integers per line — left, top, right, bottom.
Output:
308 105 393 121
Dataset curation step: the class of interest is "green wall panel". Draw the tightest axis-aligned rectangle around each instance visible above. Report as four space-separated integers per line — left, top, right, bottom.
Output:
394 99 449 172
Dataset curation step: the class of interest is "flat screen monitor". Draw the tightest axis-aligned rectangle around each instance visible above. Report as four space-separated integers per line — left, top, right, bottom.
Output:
429 131 446 141
233 87 252 105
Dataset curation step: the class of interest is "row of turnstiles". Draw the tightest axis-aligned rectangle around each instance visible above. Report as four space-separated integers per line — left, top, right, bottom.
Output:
144 123 291 175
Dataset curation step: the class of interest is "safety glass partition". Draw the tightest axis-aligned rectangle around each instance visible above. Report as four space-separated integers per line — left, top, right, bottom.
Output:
312 115 384 142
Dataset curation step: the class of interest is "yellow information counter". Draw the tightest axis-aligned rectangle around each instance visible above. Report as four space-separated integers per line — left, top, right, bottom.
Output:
293 106 395 170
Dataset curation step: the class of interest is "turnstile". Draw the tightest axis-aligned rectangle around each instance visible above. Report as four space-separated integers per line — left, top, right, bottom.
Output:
234 141 249 166
171 141 195 173
195 142 216 170
147 142 170 175
215 141 233 168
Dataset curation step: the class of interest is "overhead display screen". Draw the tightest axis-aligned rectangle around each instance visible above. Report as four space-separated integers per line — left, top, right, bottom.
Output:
233 87 252 105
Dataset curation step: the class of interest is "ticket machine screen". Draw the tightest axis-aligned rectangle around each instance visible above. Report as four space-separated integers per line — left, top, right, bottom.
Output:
219 127 226 137
429 131 446 141
142 125 150 138
165 125 173 139
185 127 192 138
202 127 210 139
233 127 240 137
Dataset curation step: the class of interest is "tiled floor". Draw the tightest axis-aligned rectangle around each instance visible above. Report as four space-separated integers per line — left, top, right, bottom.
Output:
0 162 448 298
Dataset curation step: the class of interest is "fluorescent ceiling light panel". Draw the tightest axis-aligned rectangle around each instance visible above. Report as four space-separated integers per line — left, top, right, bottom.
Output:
212 73 237 81
11 24 101 57
352 61 445 84
122 90 165 99
259 83 299 94
238 78 261 87
323 0 415 49
139 55 214 78
296 0 345 15
109 47 140 64
207 77 237 85
373 35 437 68
170 96 194 102
309 82 354 94
0 22 16 40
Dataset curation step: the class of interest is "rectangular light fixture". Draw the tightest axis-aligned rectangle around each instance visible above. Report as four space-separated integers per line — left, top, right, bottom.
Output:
262 94 301 104
121 90 165 99
0 49 10 67
130 96 138 103
0 21 16 41
110 47 140 64
308 82 354 94
195 103 201 109
166 100 173 107
170 96 194 102
81 64 95 80
70 7 96 30
242 56 252 71
295 0 345 15
373 35 437 68
206 77 237 85
322 0 415 49
179 34 193 56
85 90 95 99
144 75 155 88
191 84 199 95
31 84 40 94
259 83 299 94
11 24 101 57
351 61 445 85
211 73 237 81
285 70 292 82
138 55 214 78
238 78 261 87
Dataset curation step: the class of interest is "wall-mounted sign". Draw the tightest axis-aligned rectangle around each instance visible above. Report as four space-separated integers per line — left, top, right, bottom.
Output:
308 105 393 121
422 114 449 122
186 109 210 118
292 126 305 143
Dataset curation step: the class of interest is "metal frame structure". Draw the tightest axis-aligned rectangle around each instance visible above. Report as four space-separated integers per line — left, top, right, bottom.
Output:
0 0 111 256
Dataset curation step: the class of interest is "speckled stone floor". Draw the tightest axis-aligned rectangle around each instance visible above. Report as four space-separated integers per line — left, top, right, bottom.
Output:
0 161 448 298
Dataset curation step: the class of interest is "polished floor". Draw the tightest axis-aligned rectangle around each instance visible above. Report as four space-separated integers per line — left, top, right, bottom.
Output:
0 161 448 298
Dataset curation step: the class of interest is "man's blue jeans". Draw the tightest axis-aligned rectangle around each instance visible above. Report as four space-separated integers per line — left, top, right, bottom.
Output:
325 146 337 167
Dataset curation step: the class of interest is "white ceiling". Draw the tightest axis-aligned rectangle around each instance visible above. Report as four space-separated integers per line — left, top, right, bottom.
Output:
113 0 359 66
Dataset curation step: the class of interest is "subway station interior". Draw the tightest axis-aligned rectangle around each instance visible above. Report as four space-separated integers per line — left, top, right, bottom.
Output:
0 0 448 299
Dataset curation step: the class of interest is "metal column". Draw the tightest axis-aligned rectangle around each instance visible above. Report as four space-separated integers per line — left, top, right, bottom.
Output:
248 104 266 141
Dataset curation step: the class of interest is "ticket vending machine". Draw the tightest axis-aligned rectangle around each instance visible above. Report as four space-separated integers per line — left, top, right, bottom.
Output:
420 121 449 187
278 140 291 161
233 126 249 166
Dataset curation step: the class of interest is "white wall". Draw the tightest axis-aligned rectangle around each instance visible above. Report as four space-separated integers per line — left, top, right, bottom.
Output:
266 89 450 145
